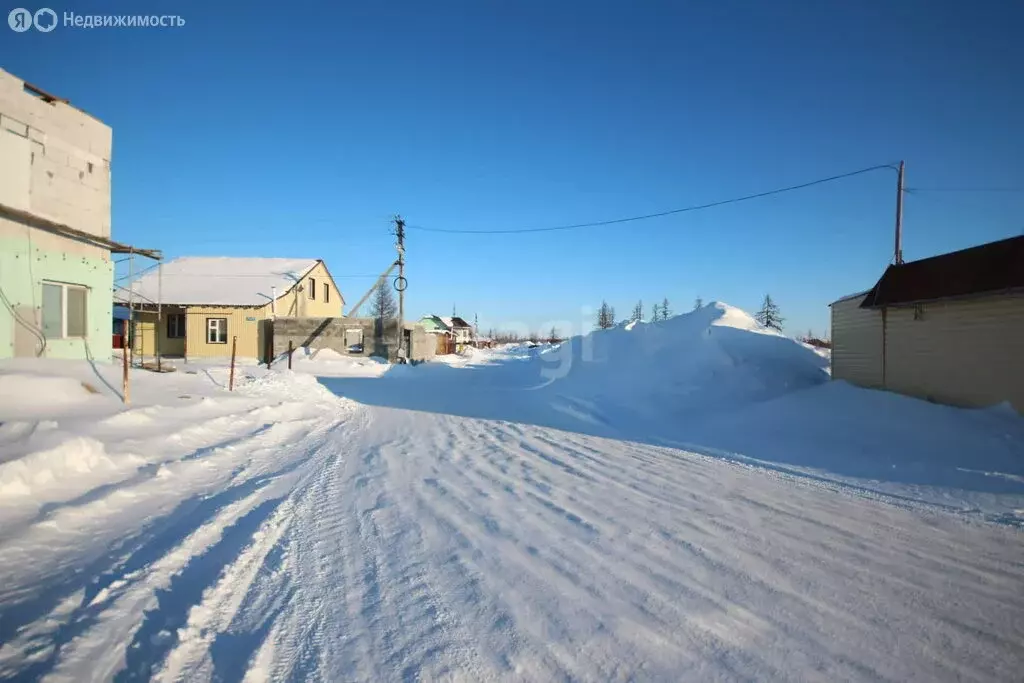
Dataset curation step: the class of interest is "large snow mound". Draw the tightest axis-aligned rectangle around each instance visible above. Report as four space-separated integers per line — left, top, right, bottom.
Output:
540 301 828 417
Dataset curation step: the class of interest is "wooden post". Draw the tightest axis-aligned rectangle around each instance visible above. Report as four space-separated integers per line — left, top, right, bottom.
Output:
156 261 163 372
266 332 272 370
229 335 237 391
122 319 130 404
288 339 293 369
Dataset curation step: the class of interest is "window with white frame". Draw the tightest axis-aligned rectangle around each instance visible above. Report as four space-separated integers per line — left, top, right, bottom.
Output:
41 282 87 339
206 317 227 344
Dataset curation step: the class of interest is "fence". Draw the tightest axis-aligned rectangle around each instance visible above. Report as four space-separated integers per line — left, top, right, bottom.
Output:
269 317 435 363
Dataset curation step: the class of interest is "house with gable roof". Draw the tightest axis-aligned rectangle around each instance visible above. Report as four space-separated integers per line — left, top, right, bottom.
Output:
116 256 343 361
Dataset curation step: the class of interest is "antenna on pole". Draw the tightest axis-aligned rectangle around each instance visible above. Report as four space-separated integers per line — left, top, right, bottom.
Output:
894 160 905 265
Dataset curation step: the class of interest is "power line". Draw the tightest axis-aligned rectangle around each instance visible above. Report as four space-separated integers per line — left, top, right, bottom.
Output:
406 163 898 235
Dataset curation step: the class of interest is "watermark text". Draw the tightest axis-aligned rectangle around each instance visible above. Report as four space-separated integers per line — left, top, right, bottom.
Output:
8 8 186 32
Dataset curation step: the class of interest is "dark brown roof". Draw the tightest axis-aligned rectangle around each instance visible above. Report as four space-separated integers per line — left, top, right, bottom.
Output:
860 235 1024 308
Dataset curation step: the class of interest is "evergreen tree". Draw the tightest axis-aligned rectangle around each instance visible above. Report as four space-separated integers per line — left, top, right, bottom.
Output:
631 300 644 323
661 297 671 321
650 303 660 322
596 301 616 329
694 297 703 311
755 294 785 331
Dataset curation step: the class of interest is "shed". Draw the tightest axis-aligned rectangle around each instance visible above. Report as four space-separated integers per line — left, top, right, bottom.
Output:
830 235 1024 413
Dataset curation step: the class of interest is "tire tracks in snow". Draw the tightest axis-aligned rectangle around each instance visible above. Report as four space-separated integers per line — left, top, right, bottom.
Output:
232 407 491 683
0 399 359 682
235 405 1024 682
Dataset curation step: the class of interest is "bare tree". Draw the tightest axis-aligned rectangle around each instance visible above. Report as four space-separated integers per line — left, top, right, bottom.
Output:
596 301 616 329
694 297 703 311
549 326 560 343
755 294 785 331
370 280 397 330
493 330 524 343
650 303 660 322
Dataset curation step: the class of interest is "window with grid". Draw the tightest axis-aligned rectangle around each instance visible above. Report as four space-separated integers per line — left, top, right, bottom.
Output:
167 313 185 338
41 282 88 339
207 317 227 344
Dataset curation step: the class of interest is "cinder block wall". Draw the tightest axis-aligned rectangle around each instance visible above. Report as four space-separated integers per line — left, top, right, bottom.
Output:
0 68 112 241
271 317 435 363
0 68 114 359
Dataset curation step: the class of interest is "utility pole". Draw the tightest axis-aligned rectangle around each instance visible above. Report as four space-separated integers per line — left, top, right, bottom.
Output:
394 215 406 359
156 260 162 372
127 248 134 368
894 160 905 265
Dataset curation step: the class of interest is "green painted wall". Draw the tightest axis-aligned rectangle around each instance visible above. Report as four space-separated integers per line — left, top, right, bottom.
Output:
0 233 113 360
418 316 447 332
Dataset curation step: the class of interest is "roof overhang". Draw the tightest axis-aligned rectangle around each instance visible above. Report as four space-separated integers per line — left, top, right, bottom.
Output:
0 202 161 259
859 286 1024 309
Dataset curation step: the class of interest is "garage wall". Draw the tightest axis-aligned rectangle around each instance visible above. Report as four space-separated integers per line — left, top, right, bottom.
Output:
830 295 883 389
885 293 1024 413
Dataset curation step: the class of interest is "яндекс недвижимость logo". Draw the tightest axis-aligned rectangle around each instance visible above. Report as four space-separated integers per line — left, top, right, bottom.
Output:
8 7 57 32
8 7 184 31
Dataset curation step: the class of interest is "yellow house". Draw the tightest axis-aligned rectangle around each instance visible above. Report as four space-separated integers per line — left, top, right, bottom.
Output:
116 257 344 361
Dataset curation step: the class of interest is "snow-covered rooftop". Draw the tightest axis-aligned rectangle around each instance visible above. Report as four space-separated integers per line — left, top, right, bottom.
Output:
115 257 320 307
440 316 472 329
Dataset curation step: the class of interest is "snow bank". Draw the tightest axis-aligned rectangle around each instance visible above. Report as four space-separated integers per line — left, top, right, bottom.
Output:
340 302 832 442
544 302 829 418
0 374 102 419
432 343 554 368
288 347 391 378
0 436 143 500
679 379 1024 520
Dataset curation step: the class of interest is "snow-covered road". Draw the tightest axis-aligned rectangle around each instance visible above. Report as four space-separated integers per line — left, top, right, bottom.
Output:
3 383 1021 682
2 306 1023 682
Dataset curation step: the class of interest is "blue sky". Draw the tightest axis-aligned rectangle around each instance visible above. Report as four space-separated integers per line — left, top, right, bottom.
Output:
3 0 1022 337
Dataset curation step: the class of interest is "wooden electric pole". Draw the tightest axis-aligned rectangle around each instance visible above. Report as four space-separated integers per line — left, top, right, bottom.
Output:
394 215 406 359
894 160 905 265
